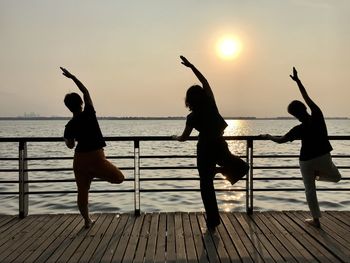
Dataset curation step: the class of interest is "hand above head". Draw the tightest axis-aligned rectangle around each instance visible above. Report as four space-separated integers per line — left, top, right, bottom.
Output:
60 67 75 79
180 55 192 67
289 67 299 82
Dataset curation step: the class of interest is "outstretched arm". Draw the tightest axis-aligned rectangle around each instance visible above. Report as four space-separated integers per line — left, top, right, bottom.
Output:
260 134 289 144
180 55 215 100
60 67 93 107
290 67 318 111
173 125 193 142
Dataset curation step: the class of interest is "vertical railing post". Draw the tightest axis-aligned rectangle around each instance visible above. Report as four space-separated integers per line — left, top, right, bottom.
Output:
134 139 141 216
19 140 28 218
246 139 254 214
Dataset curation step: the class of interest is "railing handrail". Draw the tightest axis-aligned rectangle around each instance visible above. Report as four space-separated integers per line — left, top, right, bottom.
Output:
1 135 350 142
0 135 349 217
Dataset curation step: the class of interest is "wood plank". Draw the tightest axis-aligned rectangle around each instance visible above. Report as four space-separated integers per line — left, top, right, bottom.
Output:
250 212 297 263
220 213 252 263
35 214 81 263
78 214 115 262
326 211 350 228
197 213 221 263
272 211 338 262
189 212 208 263
0 215 51 262
23 214 75 263
55 214 103 262
0 216 35 248
256 212 301 263
154 213 167 263
320 212 350 247
286 211 349 262
89 213 122 263
0 215 16 231
110 213 137 262
175 212 187 263
100 213 130 263
144 213 159 263
233 213 276 263
202 214 231 263
166 212 176 263
0 211 349 263
122 214 145 263
182 213 199 263
44 214 84 262
65 213 106 263
133 213 152 263
226 213 265 263
6 215 63 263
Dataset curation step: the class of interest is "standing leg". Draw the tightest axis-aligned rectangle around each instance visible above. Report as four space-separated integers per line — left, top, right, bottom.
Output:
197 143 220 229
76 182 94 228
73 153 94 228
300 160 321 227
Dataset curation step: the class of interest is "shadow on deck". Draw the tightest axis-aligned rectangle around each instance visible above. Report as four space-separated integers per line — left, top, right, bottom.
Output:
0 211 349 262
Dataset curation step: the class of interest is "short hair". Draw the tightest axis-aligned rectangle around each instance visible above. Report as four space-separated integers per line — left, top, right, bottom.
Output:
185 85 206 111
287 100 307 117
64 92 83 112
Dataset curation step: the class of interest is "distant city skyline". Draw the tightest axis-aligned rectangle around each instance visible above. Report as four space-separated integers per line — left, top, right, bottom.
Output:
1 1 349 118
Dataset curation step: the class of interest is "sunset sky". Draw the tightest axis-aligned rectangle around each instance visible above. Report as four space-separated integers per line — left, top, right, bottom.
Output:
1 0 349 117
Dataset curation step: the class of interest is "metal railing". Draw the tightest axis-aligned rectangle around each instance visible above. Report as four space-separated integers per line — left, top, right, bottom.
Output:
0 136 349 218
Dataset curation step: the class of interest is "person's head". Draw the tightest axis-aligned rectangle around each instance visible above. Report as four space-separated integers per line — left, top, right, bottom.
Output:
64 92 83 113
287 100 308 122
185 85 206 111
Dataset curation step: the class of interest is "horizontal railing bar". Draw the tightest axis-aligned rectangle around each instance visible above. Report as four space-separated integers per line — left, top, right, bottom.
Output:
1 135 350 142
3 154 348 161
14 178 349 184
3 177 347 184
16 187 350 195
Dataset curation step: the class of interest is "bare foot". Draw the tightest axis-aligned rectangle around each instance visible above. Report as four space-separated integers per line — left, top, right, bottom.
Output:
84 219 95 229
305 218 321 228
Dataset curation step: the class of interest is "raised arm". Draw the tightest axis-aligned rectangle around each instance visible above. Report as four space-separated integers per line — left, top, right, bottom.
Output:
290 67 318 111
180 56 215 100
60 67 93 106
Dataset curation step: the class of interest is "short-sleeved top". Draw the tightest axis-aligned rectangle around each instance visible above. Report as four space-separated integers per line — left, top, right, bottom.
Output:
186 91 227 140
285 106 332 161
64 104 106 152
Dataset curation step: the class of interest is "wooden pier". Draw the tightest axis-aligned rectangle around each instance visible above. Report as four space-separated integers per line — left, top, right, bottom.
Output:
0 211 350 262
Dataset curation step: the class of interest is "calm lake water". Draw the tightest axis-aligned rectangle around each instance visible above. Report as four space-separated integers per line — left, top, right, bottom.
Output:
0 119 349 215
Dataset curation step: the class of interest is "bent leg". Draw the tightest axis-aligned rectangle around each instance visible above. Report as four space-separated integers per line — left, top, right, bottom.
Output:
316 154 341 183
94 150 125 184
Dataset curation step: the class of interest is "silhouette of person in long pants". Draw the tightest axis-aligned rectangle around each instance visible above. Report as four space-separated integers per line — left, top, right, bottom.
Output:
173 56 248 230
61 67 124 228
262 67 341 228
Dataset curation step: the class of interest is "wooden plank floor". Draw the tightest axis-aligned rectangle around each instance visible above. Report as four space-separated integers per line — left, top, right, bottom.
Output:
0 211 349 263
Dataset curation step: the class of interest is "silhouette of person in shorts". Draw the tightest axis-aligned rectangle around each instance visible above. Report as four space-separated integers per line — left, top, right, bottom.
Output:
61 67 124 228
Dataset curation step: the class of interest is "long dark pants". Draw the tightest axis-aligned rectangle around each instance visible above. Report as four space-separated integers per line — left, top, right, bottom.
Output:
197 137 234 228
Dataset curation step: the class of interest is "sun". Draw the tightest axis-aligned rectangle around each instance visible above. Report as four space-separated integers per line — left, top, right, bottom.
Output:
217 37 242 60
